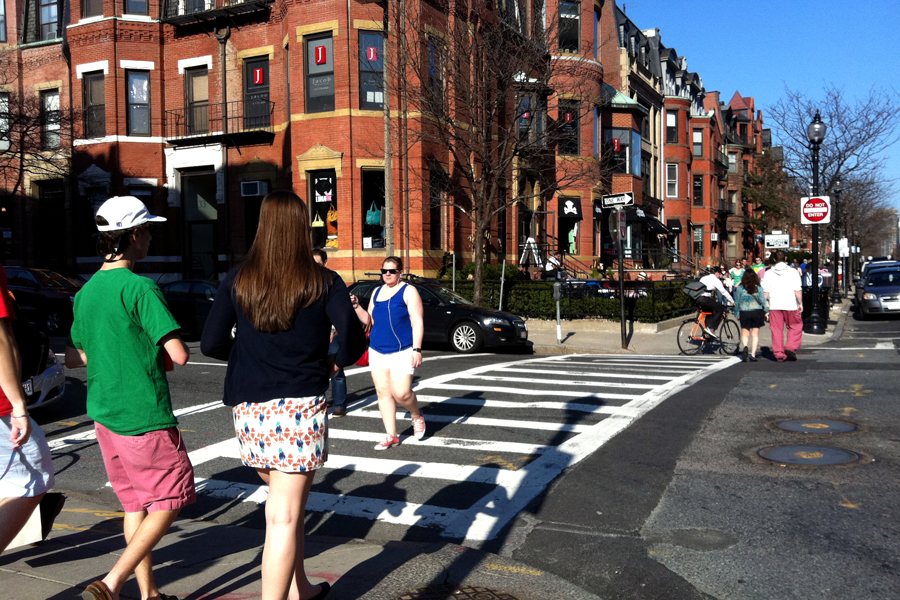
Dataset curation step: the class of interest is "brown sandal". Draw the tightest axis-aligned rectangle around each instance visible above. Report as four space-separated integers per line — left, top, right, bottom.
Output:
81 581 114 600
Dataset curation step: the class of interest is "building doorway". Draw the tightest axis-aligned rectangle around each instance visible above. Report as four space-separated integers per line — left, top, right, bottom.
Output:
181 169 217 280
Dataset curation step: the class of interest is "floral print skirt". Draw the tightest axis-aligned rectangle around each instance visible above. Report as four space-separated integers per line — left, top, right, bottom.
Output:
232 395 328 472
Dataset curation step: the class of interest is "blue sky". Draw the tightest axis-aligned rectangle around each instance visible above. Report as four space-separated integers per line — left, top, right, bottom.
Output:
620 0 900 208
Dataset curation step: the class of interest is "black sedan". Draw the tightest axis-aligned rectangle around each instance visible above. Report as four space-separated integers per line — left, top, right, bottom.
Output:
4 267 81 334
348 278 528 353
159 279 219 337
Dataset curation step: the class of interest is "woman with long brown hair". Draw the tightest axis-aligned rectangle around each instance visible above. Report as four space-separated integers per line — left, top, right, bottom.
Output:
201 190 366 600
733 267 769 362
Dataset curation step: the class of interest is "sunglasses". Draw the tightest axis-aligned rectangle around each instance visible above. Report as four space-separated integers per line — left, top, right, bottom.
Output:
381 268 401 275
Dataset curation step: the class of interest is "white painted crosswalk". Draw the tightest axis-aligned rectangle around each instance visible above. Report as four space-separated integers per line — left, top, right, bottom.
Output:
168 353 737 543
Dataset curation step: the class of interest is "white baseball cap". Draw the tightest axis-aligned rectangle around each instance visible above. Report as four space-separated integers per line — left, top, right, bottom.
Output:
638 271 648 279
96 196 166 231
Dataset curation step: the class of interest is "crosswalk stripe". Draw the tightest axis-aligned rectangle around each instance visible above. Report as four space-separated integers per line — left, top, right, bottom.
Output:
463 375 658 389
324 455 527 486
347 409 594 432
329 428 549 454
541 360 698 371
427 383 642 401
558 359 722 367
496 367 677 381
50 400 225 451
192 478 459 528
413 394 640 416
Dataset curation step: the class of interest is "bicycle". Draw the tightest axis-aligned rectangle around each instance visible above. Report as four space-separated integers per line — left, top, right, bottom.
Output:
676 307 740 355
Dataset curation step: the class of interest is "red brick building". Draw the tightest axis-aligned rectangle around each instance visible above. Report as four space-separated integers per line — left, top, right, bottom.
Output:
0 0 775 283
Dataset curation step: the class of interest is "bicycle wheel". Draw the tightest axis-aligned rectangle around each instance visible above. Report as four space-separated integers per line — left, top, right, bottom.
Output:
717 319 741 355
677 319 704 355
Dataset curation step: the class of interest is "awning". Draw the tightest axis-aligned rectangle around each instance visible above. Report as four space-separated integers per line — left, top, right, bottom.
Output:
624 207 646 223
646 217 670 235
559 196 583 221
667 219 683 234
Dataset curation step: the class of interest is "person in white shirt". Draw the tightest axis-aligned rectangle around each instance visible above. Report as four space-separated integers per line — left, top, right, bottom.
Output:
696 267 734 336
544 250 565 280
763 249 804 361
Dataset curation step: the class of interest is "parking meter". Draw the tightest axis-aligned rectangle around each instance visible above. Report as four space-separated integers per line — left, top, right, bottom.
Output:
552 282 562 301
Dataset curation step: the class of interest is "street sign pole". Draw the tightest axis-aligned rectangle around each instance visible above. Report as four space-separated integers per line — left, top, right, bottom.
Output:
617 207 627 349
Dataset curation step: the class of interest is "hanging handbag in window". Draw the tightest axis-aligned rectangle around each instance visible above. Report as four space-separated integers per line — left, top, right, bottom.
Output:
311 212 325 228
366 201 382 226
326 204 338 237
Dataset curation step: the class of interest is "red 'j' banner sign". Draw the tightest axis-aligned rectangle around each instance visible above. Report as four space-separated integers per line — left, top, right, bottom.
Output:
367 47 377 61
253 68 264 85
316 46 327 65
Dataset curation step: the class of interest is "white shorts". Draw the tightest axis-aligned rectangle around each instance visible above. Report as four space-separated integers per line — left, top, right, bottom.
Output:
0 416 55 499
368 347 417 375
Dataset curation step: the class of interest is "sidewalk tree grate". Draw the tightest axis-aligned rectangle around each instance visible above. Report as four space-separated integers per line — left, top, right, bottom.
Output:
396 585 520 600
774 420 859 435
757 445 862 466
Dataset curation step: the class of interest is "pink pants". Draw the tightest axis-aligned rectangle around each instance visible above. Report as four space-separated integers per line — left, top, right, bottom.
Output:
768 309 803 360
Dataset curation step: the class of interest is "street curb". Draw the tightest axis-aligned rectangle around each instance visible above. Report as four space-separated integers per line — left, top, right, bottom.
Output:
356 543 602 600
829 299 852 342
530 343 632 355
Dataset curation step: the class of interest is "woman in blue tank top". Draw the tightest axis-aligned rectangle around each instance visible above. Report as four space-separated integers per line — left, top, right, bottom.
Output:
366 256 426 450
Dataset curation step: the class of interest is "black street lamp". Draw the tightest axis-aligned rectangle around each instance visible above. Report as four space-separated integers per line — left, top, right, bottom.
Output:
831 176 842 304
804 110 827 335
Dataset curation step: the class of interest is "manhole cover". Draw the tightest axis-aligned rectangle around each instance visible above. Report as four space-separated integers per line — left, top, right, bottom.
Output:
774 419 859 435
757 445 862 466
396 586 520 600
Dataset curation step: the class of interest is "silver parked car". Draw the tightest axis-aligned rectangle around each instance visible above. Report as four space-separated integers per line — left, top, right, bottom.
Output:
24 349 66 409
858 268 900 320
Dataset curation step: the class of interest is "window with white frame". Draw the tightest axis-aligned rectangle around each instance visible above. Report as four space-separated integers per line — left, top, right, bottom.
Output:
666 111 678 143
40 89 61 149
666 163 678 197
692 129 703 156
126 71 151 135
0 0 7 41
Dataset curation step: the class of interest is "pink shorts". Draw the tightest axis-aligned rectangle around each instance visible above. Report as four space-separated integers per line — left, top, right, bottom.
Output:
95 423 196 513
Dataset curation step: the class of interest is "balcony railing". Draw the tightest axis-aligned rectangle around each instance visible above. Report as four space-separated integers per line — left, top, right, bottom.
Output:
161 0 272 25
83 105 106 139
718 200 736 215
166 100 275 146
715 149 728 167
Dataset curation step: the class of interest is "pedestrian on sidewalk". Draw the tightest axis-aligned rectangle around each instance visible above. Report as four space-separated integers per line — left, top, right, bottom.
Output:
0 267 54 554
201 191 365 600
368 256 426 450
752 256 766 279
763 249 803 362
733 268 769 362
66 196 194 600
729 259 745 291
312 248 372 418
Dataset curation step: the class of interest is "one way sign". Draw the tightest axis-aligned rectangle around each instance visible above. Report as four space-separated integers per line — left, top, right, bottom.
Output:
600 192 635 209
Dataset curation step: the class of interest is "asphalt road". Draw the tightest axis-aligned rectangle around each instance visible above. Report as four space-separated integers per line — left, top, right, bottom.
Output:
32 306 900 599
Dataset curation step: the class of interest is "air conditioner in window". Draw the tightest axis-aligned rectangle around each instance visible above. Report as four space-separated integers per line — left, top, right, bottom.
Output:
710 233 719 242
241 181 268 197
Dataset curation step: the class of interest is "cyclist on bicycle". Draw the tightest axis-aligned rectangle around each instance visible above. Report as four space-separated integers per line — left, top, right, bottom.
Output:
696 266 734 337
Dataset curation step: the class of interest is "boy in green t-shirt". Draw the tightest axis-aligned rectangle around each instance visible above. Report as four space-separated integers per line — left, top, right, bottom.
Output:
67 196 194 600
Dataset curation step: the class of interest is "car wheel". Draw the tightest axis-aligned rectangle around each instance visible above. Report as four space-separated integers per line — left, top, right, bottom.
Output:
45 310 62 334
450 322 484 353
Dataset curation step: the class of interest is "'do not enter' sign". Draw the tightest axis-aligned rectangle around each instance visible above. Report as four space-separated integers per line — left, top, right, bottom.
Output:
800 196 831 225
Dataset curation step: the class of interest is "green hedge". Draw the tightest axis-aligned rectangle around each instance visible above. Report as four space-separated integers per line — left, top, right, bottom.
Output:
443 279 696 323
